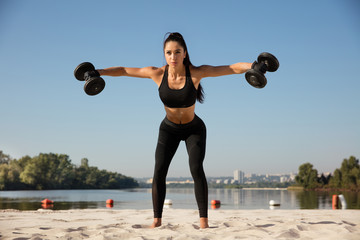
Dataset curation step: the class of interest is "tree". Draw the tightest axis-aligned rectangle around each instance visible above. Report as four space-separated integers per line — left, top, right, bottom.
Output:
17 155 32 169
1 151 138 190
20 160 41 188
340 156 359 189
295 163 319 189
329 168 342 188
0 164 10 189
0 151 11 164
20 153 74 189
318 173 331 186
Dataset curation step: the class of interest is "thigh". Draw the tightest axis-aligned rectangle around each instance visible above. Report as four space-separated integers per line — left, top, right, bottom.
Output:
154 122 181 174
185 122 207 164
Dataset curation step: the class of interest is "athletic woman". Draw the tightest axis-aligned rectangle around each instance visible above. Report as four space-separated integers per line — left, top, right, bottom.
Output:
97 32 252 229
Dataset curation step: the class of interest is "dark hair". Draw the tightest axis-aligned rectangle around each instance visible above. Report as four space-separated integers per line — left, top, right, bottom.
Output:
163 32 204 103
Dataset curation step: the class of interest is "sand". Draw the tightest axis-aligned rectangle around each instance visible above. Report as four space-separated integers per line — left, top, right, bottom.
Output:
1 208 359 239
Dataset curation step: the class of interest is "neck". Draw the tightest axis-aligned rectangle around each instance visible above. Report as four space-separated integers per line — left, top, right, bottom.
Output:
168 64 185 77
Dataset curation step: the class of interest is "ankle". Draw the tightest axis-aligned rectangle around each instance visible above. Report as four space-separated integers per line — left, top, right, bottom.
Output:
151 218 162 228
200 217 209 229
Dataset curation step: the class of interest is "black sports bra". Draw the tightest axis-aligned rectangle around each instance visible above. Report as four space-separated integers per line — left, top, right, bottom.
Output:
158 65 197 108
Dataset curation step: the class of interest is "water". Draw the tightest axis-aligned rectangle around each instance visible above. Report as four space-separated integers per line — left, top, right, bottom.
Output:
0 188 359 211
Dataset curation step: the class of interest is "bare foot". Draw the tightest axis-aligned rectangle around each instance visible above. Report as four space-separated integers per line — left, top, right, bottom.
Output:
200 217 209 229
150 218 162 228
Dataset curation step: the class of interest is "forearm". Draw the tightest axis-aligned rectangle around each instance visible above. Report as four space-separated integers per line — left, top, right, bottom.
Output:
229 62 252 74
97 67 126 77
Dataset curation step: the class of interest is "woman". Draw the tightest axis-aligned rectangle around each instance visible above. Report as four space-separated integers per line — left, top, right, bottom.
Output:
97 32 252 228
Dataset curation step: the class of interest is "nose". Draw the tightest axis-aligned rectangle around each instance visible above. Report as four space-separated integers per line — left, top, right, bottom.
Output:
171 53 176 60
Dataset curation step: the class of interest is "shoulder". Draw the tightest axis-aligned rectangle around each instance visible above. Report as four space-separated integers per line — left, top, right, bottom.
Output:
189 65 212 80
190 65 212 72
146 65 166 87
143 66 165 76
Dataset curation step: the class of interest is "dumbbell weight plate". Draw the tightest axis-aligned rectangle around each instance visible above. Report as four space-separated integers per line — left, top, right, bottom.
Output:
245 69 267 88
84 77 106 95
74 62 96 81
257 52 279 72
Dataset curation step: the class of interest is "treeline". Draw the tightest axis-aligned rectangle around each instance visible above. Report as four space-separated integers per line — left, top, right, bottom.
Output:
295 156 359 191
0 151 138 190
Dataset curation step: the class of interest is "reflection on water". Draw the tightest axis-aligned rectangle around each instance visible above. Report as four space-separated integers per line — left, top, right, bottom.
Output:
0 189 153 211
208 188 298 210
0 188 359 211
0 201 100 211
295 190 360 209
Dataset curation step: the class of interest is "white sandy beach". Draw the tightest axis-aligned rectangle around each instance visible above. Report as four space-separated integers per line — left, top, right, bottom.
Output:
1 208 359 240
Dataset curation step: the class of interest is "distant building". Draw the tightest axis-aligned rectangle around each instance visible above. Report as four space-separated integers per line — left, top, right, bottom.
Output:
280 177 287 183
290 172 296 181
234 170 244 184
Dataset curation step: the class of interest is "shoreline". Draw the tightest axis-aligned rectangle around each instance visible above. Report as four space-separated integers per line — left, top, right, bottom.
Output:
1 209 359 239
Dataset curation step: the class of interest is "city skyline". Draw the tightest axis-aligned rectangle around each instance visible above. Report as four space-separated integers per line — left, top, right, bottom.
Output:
138 170 298 181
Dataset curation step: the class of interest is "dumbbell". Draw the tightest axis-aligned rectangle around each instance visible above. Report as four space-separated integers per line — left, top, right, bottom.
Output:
74 62 105 95
245 52 279 88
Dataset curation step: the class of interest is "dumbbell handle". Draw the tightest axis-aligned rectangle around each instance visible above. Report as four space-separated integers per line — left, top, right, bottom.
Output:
84 70 100 80
251 61 267 74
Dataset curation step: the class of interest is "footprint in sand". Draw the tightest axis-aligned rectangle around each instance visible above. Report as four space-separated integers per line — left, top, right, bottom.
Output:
296 224 309 231
254 224 275 228
223 221 250 228
308 221 339 225
342 220 356 227
66 227 87 232
132 224 150 229
276 228 300 239
39 227 52 230
192 224 200 230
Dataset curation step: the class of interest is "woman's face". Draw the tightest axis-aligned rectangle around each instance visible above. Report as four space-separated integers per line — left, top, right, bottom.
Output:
164 41 186 67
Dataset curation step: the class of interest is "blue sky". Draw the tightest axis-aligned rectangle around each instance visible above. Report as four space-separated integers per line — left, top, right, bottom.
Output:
1 0 359 178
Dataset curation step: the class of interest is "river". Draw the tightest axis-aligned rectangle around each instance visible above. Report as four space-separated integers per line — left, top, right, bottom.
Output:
0 188 359 210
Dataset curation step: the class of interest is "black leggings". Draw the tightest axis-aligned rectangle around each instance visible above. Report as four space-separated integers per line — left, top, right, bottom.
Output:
152 115 208 218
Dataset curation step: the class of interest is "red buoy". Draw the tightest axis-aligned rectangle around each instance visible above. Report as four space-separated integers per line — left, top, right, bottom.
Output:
332 195 339 209
211 204 220 209
106 199 114 208
41 203 54 209
211 200 221 205
41 199 54 204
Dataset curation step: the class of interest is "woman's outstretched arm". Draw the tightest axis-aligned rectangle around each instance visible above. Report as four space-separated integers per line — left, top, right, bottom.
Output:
195 62 252 79
97 66 162 79
97 66 164 86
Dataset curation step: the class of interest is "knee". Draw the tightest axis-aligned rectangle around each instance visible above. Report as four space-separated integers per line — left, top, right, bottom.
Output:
153 171 165 183
189 163 205 179
153 166 168 183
